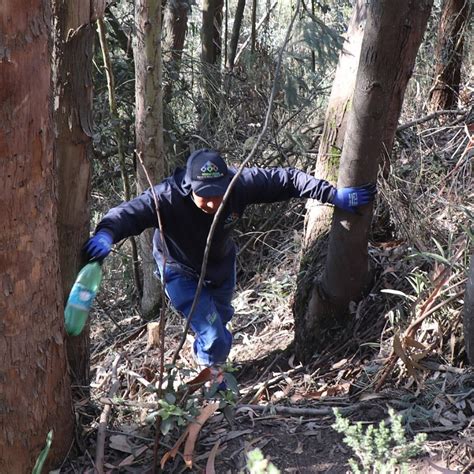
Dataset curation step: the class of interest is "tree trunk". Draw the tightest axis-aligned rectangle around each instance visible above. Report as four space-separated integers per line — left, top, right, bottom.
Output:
163 0 190 162
429 0 470 111
463 254 474 364
294 0 368 361
251 0 257 53
303 0 368 251
201 0 224 127
226 0 246 70
134 0 166 320
53 0 95 389
0 0 74 470
294 0 433 362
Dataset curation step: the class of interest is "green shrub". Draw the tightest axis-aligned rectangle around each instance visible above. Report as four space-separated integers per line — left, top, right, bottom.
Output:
332 408 427 474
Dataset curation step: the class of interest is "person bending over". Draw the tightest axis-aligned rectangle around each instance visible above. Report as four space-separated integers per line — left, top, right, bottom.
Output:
83 149 376 371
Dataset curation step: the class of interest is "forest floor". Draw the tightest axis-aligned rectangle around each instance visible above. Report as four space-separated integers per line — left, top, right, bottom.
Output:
63 119 473 473
64 246 473 473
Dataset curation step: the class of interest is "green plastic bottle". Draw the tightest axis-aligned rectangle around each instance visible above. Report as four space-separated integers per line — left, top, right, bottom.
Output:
64 262 103 336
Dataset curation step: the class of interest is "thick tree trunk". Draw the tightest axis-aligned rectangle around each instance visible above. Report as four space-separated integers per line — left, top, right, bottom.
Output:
294 0 433 362
53 0 95 389
463 255 474 364
303 1 368 250
294 0 368 361
226 0 246 70
135 0 165 320
429 0 470 111
201 0 224 127
0 0 74 470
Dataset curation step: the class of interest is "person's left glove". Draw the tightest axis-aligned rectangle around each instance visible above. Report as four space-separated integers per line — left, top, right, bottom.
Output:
82 231 113 262
330 183 377 213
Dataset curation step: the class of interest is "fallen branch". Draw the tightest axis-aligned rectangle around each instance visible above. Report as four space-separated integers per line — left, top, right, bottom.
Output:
95 353 121 474
236 403 355 417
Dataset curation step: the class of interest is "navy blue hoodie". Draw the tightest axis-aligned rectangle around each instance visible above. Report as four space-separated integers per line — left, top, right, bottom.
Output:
96 166 335 285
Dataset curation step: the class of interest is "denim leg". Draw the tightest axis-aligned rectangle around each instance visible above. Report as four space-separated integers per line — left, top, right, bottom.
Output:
210 266 236 325
160 266 233 366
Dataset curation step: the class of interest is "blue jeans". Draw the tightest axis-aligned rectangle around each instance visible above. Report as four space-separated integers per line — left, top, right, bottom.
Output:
158 264 235 366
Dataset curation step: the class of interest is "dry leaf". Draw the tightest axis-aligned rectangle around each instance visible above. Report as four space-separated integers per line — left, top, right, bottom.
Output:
294 441 304 454
184 402 220 468
331 358 348 370
185 367 223 395
404 336 428 351
118 446 148 467
393 334 416 377
161 429 190 469
109 434 133 454
205 439 221 474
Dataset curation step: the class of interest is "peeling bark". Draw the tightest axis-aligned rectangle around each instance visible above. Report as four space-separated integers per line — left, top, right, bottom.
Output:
53 0 95 388
0 0 74 469
429 0 470 112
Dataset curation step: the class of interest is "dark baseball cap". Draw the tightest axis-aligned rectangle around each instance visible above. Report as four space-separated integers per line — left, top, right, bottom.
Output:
186 149 230 197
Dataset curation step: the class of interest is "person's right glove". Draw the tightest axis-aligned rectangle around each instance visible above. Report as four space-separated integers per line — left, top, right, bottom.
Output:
330 183 377 213
82 231 113 262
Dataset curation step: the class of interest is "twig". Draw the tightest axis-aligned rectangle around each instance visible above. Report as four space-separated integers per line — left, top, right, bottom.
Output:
95 353 121 474
397 108 468 132
135 152 170 474
172 0 302 367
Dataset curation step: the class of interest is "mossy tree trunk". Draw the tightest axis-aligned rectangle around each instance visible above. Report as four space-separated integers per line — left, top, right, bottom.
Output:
294 0 368 360
429 0 470 112
0 0 74 469
135 0 166 320
53 0 97 389
294 0 433 362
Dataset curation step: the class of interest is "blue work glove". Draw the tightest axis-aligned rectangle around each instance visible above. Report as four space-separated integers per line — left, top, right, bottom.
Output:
331 183 377 213
82 231 113 262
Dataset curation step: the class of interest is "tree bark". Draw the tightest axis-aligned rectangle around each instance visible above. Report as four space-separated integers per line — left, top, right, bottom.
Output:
294 0 433 362
162 0 190 161
429 0 470 112
201 0 224 127
294 0 368 361
134 0 166 320
463 254 474 364
226 0 246 70
251 0 257 53
0 0 74 470
53 0 95 389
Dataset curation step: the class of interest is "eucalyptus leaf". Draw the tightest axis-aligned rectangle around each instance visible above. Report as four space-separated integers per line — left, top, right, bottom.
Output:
32 430 53 474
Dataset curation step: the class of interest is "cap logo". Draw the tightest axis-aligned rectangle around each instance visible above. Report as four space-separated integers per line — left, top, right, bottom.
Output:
199 160 223 179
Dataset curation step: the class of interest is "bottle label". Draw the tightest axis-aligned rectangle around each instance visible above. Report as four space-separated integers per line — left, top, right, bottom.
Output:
68 283 95 312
